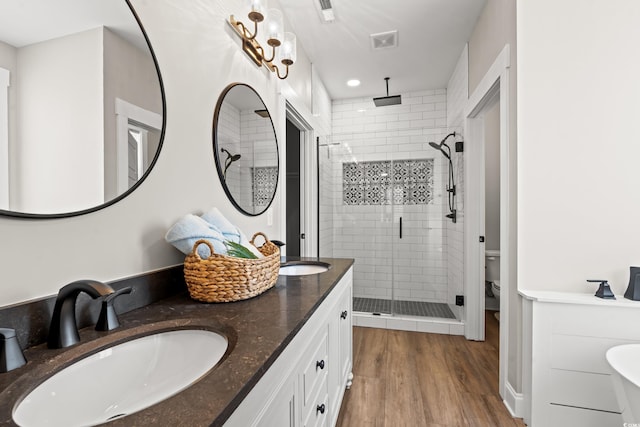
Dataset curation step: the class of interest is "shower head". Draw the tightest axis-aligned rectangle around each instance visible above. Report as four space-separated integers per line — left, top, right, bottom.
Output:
221 148 241 162
221 148 241 178
429 141 451 160
373 77 401 107
428 132 457 160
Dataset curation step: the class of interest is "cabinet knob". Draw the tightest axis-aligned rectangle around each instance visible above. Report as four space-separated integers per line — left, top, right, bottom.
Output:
340 310 348 320
316 403 326 415
316 359 325 370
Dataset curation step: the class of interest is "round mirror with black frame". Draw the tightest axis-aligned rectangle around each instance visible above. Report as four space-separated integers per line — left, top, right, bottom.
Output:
213 83 279 216
0 0 166 218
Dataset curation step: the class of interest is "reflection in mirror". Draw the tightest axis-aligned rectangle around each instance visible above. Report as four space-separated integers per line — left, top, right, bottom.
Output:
213 84 278 216
0 0 165 217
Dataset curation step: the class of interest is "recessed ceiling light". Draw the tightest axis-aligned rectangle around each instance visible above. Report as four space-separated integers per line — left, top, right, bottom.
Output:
347 79 361 87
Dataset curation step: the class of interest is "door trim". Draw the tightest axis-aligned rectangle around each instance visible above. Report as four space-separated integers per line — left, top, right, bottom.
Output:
115 98 162 194
285 103 316 257
0 68 9 210
463 44 512 401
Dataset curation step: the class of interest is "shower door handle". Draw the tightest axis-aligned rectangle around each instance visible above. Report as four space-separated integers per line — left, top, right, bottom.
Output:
399 217 402 239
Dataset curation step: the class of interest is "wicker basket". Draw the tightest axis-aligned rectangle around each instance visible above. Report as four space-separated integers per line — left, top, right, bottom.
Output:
183 232 280 303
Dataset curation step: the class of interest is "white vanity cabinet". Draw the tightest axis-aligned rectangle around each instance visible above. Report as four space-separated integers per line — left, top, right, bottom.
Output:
224 267 353 427
521 290 640 427
328 278 353 427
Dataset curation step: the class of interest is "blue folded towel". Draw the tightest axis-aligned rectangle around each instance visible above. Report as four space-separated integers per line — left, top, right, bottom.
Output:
201 207 241 243
201 207 264 258
165 214 227 258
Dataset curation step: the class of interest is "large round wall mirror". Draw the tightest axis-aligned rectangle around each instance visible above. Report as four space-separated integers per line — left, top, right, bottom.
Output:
0 0 165 218
213 83 278 216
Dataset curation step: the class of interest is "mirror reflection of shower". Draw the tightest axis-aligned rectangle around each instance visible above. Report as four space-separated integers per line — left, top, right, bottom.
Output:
221 148 242 179
428 132 462 223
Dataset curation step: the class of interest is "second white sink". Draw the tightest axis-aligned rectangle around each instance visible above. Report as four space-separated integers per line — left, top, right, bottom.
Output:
13 329 228 426
279 261 330 276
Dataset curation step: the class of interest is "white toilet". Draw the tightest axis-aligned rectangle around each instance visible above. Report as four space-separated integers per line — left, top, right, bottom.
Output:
485 249 501 304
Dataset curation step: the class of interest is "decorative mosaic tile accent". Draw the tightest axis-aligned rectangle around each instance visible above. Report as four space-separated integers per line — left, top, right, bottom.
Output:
343 159 433 205
252 166 278 207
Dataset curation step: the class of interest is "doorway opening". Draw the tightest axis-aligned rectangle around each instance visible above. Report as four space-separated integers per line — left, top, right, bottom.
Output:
115 98 162 196
285 118 302 256
283 104 316 257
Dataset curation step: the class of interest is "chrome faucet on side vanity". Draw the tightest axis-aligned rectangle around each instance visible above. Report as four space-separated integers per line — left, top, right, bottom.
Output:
47 280 116 349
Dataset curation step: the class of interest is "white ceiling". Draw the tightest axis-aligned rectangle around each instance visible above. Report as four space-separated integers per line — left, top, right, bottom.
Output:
0 0 146 51
278 0 487 100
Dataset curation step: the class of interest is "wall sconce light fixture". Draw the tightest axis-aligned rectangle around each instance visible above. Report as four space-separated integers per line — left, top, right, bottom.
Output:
229 0 297 79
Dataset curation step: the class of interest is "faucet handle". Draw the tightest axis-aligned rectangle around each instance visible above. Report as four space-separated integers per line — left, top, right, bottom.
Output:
95 287 132 331
0 328 27 373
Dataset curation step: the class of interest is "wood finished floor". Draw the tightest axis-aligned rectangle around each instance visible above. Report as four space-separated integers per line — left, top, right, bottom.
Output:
336 311 526 427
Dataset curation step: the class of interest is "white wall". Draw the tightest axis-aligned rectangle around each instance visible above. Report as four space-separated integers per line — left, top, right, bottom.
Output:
484 101 500 250
103 27 163 201
0 0 328 306
0 41 18 211
15 28 104 213
517 0 640 295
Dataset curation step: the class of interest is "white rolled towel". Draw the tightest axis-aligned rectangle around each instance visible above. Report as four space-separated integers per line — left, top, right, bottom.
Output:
165 214 227 258
201 207 264 258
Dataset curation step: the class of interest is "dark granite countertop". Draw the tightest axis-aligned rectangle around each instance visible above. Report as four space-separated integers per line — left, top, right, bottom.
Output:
0 257 354 427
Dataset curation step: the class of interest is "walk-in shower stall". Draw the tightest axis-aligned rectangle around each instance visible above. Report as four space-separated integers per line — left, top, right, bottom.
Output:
318 92 463 323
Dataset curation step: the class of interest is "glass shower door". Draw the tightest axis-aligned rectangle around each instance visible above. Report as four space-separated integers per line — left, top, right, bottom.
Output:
319 136 450 319
389 158 437 318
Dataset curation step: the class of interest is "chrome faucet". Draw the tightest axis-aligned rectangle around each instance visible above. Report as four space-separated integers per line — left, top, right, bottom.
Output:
47 280 115 349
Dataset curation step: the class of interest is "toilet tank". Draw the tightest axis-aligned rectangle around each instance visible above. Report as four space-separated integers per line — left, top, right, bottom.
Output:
485 249 500 283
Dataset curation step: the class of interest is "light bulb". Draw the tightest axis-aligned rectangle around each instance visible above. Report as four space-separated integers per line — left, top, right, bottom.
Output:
280 32 296 65
265 9 283 46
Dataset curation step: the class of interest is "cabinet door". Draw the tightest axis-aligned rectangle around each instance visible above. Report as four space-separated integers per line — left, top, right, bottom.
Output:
338 282 352 387
328 275 353 427
256 379 296 427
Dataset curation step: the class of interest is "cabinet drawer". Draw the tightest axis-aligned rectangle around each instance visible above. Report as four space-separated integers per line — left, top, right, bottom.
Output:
548 369 620 413
551 334 635 373
303 389 329 427
302 329 329 409
547 403 621 427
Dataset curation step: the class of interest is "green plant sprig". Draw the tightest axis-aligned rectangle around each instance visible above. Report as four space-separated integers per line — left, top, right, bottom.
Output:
224 241 258 259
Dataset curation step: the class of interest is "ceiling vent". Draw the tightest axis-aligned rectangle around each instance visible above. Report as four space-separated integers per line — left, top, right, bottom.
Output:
317 0 335 22
370 30 399 50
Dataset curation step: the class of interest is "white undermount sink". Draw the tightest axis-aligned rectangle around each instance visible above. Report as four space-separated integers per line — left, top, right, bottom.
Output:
606 343 640 423
13 329 228 426
279 261 330 276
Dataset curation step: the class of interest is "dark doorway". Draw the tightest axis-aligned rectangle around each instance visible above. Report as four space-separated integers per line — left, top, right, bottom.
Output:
286 118 301 256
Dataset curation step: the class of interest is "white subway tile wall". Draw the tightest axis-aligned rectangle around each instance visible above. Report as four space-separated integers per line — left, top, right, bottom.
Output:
319 137 335 257
324 89 452 304
218 102 278 210
217 101 241 197
445 46 468 311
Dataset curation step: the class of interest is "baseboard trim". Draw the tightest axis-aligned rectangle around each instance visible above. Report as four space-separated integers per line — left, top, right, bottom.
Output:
353 312 465 336
503 381 524 418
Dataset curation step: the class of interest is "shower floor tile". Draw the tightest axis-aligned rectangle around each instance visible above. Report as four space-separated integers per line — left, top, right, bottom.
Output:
353 297 456 319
